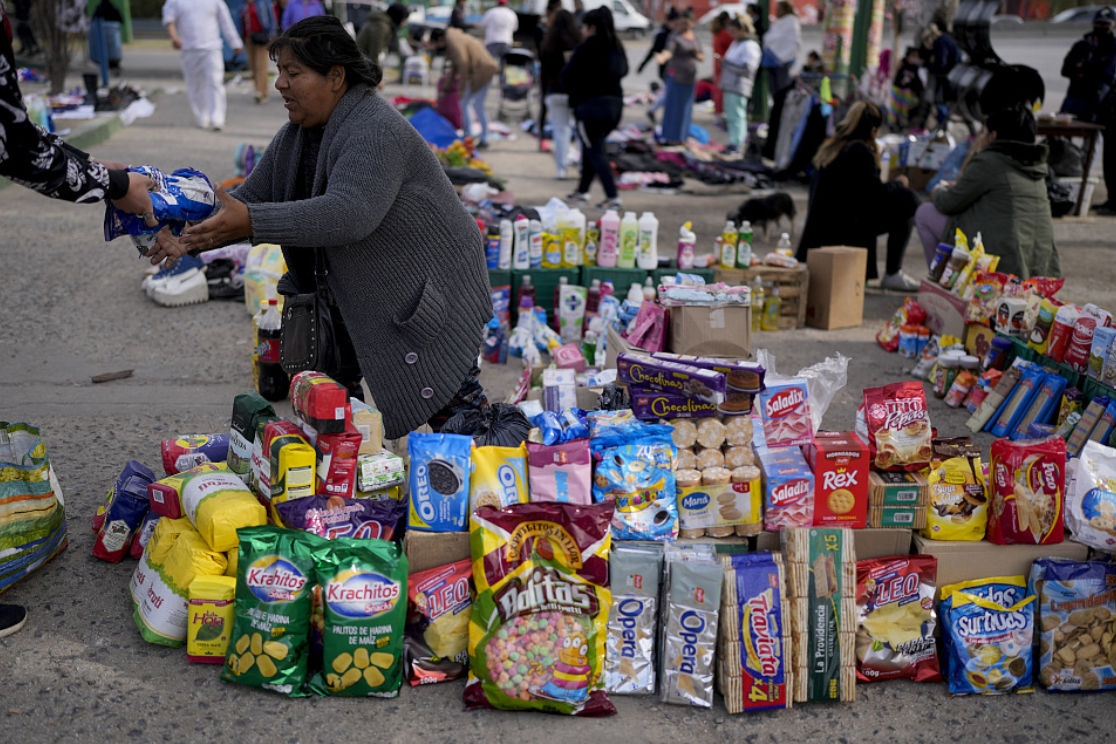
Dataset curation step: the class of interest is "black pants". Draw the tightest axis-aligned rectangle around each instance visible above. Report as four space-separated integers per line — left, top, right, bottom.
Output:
870 186 920 277
1104 130 1116 207
575 97 623 199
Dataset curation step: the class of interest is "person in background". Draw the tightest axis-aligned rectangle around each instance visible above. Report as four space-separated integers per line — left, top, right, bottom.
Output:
762 0 800 95
535 0 563 150
281 0 325 30
921 22 959 128
718 15 761 156
540 8 581 179
12 0 38 57
0 3 157 639
710 11 733 119
1059 6 1116 214
450 0 470 30
746 3 767 40
430 27 499 148
162 0 243 131
637 7 678 124
890 45 925 129
915 105 1059 278
802 49 823 74
574 0 585 25
241 0 277 104
561 6 628 208
357 3 410 67
146 16 492 438
796 102 921 291
481 0 518 63
655 8 703 145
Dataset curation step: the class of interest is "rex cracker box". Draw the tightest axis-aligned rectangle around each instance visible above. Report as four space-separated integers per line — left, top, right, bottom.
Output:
804 432 870 528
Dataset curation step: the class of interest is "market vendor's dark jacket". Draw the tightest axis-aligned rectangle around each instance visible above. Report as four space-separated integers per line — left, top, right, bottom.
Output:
561 34 628 109
356 10 397 62
233 85 491 439
931 140 1060 279
796 141 907 258
1061 31 1116 120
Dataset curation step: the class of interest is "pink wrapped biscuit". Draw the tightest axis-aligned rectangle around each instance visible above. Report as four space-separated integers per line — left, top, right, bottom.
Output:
758 379 813 448
757 447 814 531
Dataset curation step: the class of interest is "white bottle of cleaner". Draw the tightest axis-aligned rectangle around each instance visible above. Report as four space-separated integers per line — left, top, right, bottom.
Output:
636 211 659 270
498 218 513 270
626 282 644 304
512 215 530 269
528 219 543 268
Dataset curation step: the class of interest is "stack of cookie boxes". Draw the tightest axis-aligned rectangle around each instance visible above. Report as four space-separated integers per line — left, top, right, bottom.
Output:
617 352 766 537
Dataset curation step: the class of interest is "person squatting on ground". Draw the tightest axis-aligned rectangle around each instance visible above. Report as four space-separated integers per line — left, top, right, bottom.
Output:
143 16 492 439
162 0 243 131
429 27 499 148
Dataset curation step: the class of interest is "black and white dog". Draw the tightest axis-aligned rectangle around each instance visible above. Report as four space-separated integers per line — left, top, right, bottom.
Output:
727 192 797 242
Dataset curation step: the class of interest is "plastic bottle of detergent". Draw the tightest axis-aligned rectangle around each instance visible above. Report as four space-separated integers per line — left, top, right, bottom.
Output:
583 220 599 266
484 225 501 269
512 215 530 269
254 298 290 402
516 274 536 310
720 220 737 269
528 219 544 268
618 211 639 269
626 282 644 304
598 209 620 267
762 287 782 330
736 221 753 269
498 218 513 269
552 276 569 332
637 211 659 270
776 232 793 257
544 209 565 268
563 208 585 268
676 221 696 269
751 277 765 333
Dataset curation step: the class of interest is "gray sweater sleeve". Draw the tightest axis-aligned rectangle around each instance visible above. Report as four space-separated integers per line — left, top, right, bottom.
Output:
246 126 405 248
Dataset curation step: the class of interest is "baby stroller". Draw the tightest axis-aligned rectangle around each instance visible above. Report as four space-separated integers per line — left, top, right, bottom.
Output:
497 47 536 120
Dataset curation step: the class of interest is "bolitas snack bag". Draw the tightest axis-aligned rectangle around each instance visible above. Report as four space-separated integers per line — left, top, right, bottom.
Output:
222 526 326 696
856 556 941 683
310 538 409 697
465 502 616 716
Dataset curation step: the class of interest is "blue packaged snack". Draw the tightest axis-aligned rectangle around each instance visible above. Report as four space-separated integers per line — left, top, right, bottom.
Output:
533 408 590 445
491 286 511 327
92 459 157 562
592 439 678 541
1010 373 1067 440
989 367 1043 437
939 577 1028 663
407 433 473 532
104 166 218 254
945 589 1035 695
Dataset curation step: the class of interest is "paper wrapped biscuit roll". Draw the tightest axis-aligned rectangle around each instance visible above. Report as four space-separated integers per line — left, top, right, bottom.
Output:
696 447 725 471
696 419 727 449
675 448 698 471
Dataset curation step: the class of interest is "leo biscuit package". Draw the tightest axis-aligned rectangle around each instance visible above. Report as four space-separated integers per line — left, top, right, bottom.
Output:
804 432 869 528
404 558 473 686
660 544 722 708
604 542 664 696
855 556 941 683
229 392 276 483
718 552 791 714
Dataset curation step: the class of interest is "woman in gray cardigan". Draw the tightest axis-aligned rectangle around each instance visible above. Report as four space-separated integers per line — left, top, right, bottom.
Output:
145 16 493 439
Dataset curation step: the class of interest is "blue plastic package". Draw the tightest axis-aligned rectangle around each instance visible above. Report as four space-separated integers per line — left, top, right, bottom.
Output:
1010 373 1067 440
591 439 678 541
407 433 473 532
989 367 1043 437
104 166 218 254
532 408 590 445
945 591 1035 695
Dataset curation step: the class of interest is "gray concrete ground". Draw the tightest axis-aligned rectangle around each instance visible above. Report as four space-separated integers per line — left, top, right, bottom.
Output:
2 26 1116 744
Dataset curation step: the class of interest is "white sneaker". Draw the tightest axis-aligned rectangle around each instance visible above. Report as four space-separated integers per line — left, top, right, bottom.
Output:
142 254 205 298
152 269 210 307
880 271 920 292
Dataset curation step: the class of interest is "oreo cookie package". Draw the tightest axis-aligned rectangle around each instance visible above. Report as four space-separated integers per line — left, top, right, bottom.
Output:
408 433 473 532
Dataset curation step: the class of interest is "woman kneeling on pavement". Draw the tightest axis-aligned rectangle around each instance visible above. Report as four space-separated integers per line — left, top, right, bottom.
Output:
145 16 493 440
915 104 1060 279
796 101 921 291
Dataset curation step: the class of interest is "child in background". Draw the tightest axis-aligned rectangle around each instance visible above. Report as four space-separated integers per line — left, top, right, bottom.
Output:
890 46 925 130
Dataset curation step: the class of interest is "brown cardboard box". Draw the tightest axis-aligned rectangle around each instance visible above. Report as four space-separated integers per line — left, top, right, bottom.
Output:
805 247 868 330
917 279 968 339
668 305 752 358
752 528 911 559
605 325 645 371
403 530 471 574
889 165 938 192
912 534 1090 596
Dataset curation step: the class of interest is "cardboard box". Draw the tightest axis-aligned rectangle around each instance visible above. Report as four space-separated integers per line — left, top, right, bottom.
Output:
604 324 645 371
868 505 927 529
403 530 471 575
805 247 868 330
855 527 915 559
917 279 968 339
804 432 870 528
669 305 752 358
889 166 938 193
912 534 1090 596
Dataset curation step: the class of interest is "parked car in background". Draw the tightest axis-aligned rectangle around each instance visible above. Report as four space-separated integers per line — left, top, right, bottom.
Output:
1050 6 1105 22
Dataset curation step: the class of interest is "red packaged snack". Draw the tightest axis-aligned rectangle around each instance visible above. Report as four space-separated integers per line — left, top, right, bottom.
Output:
876 298 926 352
988 437 1066 545
856 556 941 683
314 424 361 498
404 559 473 686
805 432 870 528
289 371 351 434
863 382 933 472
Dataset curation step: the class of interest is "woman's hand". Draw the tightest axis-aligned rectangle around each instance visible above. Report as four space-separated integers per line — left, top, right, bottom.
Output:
654 50 672 65
143 227 190 267
895 174 910 188
181 189 253 253
694 51 705 61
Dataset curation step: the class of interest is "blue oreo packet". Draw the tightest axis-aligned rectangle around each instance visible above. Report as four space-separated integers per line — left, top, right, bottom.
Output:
105 166 218 254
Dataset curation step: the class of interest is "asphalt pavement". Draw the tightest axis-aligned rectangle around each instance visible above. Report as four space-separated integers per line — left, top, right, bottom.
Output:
1 27 1116 744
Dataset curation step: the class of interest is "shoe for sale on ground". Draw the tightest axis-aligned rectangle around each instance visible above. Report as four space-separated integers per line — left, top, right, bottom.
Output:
207 260 245 301
566 191 589 203
596 197 622 210
880 271 920 292
0 604 27 638
153 270 210 307
477 140 490 150
143 254 205 298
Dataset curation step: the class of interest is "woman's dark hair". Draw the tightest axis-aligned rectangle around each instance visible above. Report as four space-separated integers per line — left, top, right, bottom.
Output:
583 6 622 51
387 3 410 27
542 9 581 57
814 101 884 168
269 15 382 88
986 104 1037 144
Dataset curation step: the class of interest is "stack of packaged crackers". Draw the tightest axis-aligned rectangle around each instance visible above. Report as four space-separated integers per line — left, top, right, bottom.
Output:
867 471 929 529
782 527 857 703
717 552 792 714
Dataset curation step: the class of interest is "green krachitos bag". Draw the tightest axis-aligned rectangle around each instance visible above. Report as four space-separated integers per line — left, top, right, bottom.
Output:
310 537 409 697
221 526 327 696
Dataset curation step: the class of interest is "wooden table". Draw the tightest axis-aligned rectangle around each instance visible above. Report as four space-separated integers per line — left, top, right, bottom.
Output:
1037 118 1105 216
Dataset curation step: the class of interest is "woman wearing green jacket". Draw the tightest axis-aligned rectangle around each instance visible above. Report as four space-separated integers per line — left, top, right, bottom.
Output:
916 105 1060 278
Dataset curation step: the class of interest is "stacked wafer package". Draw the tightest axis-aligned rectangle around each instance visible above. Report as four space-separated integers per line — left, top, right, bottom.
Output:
717 552 792 713
782 527 857 703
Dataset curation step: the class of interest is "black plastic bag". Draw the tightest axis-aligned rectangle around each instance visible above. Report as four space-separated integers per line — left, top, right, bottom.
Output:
596 383 629 412
440 402 531 448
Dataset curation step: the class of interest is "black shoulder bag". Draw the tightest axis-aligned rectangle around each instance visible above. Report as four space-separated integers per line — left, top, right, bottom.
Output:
279 247 341 375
